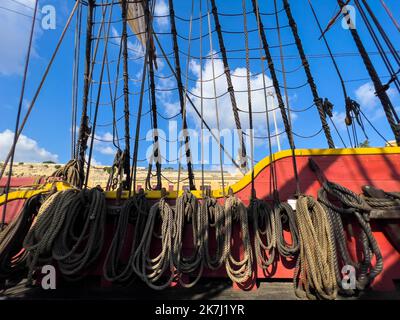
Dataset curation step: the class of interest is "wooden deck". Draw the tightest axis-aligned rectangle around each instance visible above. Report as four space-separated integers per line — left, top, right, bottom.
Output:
1 279 399 300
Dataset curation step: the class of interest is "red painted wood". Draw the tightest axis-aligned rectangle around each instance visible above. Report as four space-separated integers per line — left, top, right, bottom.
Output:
2 153 400 291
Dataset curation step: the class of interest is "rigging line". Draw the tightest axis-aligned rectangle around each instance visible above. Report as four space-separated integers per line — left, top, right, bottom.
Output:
379 0 400 33
105 25 122 150
0 1 79 181
170 0 195 192
283 0 335 149
337 0 400 145
1 0 38 231
177 49 400 61
77 0 109 187
307 0 351 148
157 111 180 120
255 8 278 199
71 2 83 159
85 0 115 189
207 0 226 196
359 108 393 146
328 116 347 148
121 0 132 190
177 43 296 60
242 0 255 197
152 32 243 173
252 0 297 190
186 85 284 99
251 129 287 139
211 0 247 171
293 128 323 139
356 0 400 93
200 0 205 197
361 0 400 65
172 8 285 22
238 102 316 114
145 0 162 191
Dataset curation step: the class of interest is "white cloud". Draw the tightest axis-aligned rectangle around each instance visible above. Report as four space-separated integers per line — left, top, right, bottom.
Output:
154 0 169 30
182 54 285 138
0 0 42 76
111 26 144 60
90 131 118 156
0 129 58 163
355 81 398 110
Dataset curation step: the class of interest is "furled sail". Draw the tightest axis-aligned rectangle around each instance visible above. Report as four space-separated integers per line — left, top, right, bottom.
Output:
122 0 157 67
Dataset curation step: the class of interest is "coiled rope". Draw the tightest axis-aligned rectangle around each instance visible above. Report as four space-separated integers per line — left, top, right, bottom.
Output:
51 159 83 187
310 158 383 291
132 198 175 290
103 192 148 284
201 197 227 270
52 188 107 280
0 195 41 285
224 195 253 286
252 199 276 269
294 195 337 300
23 189 79 284
173 191 204 288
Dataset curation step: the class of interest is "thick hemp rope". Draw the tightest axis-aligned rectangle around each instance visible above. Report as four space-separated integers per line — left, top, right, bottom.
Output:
103 192 148 284
251 198 276 269
0 194 41 285
273 202 299 258
224 195 253 285
173 191 204 288
132 198 175 290
51 159 83 187
201 196 227 270
52 188 107 280
309 158 383 291
294 195 337 300
23 189 79 284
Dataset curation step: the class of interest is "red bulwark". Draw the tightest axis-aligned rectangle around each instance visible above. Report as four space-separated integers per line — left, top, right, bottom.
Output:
1 152 399 290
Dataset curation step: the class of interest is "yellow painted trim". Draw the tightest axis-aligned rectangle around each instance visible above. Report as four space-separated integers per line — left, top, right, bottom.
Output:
0 181 73 206
1 147 399 203
105 147 400 200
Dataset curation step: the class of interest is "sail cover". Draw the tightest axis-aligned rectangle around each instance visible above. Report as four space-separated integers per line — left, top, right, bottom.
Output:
123 0 149 48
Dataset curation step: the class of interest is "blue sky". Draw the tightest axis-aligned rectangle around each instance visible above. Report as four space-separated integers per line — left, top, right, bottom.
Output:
0 0 399 171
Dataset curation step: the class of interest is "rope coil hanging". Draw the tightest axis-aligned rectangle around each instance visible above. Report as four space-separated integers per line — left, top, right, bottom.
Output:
294 195 338 300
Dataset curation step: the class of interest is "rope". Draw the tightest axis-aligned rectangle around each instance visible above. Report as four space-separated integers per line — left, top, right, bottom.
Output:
132 198 175 290
251 199 276 269
52 188 107 280
274 202 299 258
1 0 39 232
103 192 148 284
173 191 203 288
0 194 41 285
206 0 226 195
201 197 227 270
121 0 132 190
294 195 337 300
77 0 96 188
210 0 247 170
337 0 400 145
169 0 195 191
379 0 400 33
51 159 83 188
309 158 383 291
146 0 162 191
23 189 78 284
283 0 335 149
224 195 253 286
